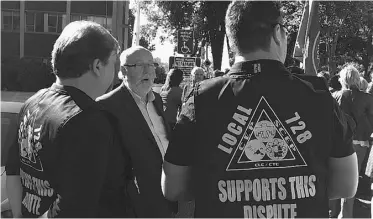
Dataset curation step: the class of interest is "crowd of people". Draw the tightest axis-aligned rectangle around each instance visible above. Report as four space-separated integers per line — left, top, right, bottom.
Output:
315 65 373 218
2 0 373 218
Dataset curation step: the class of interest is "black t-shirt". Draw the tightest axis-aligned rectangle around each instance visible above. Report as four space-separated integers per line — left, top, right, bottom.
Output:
6 84 129 218
165 60 354 218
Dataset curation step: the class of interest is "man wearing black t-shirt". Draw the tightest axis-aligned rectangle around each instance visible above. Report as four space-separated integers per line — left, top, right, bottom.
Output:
5 21 131 217
161 1 358 218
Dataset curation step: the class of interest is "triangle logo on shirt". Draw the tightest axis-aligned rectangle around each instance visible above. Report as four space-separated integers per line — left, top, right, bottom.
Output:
226 96 307 171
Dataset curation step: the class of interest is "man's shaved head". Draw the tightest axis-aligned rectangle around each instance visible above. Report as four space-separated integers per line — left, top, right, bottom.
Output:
120 46 152 66
119 46 156 99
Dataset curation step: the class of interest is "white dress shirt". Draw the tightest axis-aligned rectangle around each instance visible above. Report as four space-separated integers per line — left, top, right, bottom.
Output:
125 84 169 158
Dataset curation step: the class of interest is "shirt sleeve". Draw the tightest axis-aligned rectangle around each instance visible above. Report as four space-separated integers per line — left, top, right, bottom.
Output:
330 98 355 158
5 113 21 175
47 110 113 218
165 93 196 166
5 127 20 175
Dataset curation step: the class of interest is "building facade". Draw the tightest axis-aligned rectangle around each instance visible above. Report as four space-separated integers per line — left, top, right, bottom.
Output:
1 0 129 62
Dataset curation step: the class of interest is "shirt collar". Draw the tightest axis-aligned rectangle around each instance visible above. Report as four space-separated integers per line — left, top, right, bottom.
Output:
228 59 289 77
50 83 98 110
123 81 155 104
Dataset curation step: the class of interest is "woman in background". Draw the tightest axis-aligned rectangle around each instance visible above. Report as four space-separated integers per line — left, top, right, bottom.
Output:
181 67 205 104
160 69 184 129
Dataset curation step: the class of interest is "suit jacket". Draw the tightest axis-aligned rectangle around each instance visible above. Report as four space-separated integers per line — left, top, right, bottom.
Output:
96 83 175 217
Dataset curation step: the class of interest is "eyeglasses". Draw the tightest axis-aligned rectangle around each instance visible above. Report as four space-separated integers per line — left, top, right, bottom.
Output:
122 63 156 69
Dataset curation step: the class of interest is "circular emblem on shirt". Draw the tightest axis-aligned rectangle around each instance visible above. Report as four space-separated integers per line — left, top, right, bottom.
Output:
266 138 288 160
244 139 266 161
253 120 276 142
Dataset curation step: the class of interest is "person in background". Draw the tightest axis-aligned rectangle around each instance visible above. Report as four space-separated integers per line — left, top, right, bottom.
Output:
181 67 205 104
154 62 166 84
359 77 368 92
213 70 225 78
5 21 130 217
365 140 373 218
203 60 213 79
96 46 177 217
367 82 373 95
329 74 342 94
331 64 373 218
224 68 230 75
162 1 358 218
288 65 305 74
317 70 331 83
160 69 184 129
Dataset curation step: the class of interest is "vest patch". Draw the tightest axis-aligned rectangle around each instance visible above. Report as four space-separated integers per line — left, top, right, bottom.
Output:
225 97 308 171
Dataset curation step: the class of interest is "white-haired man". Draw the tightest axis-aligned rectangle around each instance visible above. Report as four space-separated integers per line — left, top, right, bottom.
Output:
97 46 177 217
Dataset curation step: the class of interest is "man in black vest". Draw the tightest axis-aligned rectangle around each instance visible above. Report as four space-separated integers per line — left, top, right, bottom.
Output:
162 1 358 218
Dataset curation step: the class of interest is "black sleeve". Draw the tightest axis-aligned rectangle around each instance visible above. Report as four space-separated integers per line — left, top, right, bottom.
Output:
164 94 196 166
330 99 355 158
47 111 113 218
5 127 20 175
5 113 21 175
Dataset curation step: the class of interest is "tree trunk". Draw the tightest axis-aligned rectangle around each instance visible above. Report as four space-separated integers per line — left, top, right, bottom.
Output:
329 33 339 75
365 34 373 81
210 30 225 70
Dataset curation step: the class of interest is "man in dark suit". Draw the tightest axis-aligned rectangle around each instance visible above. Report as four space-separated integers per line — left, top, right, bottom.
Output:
97 46 176 217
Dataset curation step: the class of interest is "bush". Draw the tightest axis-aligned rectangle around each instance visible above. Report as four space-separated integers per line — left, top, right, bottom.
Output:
2 57 55 92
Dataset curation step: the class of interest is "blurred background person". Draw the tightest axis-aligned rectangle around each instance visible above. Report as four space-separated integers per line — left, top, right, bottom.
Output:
213 70 224 78
202 60 213 79
367 82 373 95
317 70 331 83
329 74 342 94
288 66 305 74
331 64 373 218
154 62 166 84
160 69 184 129
224 68 230 75
181 67 205 104
359 77 368 92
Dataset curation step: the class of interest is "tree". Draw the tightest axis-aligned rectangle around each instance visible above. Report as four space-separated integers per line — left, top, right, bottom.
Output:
319 1 373 76
145 1 302 70
139 23 156 51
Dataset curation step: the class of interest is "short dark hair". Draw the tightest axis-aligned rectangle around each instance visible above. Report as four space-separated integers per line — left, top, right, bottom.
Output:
317 71 331 82
161 69 184 92
329 75 342 91
213 70 224 77
225 1 283 54
288 66 304 75
51 21 120 78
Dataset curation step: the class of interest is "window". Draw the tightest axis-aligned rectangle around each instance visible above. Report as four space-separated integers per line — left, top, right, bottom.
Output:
106 17 112 31
47 13 63 33
71 14 80 22
25 11 44 32
70 14 111 31
26 12 35 31
1 10 19 31
2 11 12 30
35 13 43 32
48 14 57 33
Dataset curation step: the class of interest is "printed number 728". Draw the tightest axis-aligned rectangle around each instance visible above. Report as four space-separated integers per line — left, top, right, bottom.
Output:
285 112 312 144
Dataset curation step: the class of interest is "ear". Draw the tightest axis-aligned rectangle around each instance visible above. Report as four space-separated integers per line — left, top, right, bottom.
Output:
92 58 102 77
272 25 281 45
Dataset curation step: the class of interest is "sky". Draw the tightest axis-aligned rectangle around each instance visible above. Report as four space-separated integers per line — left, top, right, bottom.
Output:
129 1 175 64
